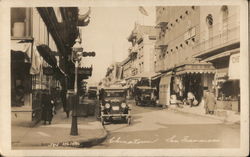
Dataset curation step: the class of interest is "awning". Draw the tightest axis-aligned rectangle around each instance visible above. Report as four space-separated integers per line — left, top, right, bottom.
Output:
11 39 33 63
203 48 239 62
151 73 162 80
127 72 160 80
36 44 57 67
175 62 215 75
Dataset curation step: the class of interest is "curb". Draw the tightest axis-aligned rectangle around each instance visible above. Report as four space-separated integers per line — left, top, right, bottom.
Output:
170 107 240 125
12 122 109 148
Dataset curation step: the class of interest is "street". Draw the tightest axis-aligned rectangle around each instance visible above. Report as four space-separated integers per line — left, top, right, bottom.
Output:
91 102 240 149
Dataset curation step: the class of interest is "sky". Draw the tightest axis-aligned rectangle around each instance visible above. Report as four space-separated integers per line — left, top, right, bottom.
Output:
79 7 156 85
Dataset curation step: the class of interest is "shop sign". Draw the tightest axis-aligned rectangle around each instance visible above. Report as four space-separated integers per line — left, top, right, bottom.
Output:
43 67 54 75
228 53 240 80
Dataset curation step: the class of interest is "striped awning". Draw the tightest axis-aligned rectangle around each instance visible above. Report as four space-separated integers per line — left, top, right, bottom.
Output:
175 63 215 75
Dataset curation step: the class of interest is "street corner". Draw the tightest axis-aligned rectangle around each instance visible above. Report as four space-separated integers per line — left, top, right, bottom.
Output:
77 119 109 148
46 123 108 148
78 128 108 148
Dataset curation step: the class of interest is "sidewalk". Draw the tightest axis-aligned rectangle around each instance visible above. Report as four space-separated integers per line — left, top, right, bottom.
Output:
168 105 240 124
12 107 107 148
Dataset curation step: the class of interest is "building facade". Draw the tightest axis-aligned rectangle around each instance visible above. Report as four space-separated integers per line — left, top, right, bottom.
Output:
11 7 87 124
127 23 158 79
103 62 123 86
193 6 240 112
155 6 240 112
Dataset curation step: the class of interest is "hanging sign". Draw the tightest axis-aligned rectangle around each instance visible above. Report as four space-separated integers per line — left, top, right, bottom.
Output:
228 53 240 80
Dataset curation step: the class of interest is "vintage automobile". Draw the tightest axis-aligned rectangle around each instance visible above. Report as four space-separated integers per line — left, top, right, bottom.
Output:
100 87 131 125
134 86 157 106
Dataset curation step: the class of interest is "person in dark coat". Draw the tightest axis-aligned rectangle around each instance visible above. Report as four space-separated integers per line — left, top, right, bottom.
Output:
41 93 54 124
62 91 70 118
204 90 217 115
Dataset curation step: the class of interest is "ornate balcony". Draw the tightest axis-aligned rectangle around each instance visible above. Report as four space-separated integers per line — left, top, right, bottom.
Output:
193 15 240 59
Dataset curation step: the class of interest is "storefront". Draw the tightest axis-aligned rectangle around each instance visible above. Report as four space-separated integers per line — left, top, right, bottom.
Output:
11 40 64 124
11 39 33 108
166 62 215 106
213 52 240 112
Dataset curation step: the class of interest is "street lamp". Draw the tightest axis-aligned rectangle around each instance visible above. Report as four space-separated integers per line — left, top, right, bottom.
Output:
70 37 83 136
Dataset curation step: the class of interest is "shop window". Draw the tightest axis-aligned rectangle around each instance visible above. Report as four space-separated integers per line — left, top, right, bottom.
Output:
218 80 240 101
11 8 32 38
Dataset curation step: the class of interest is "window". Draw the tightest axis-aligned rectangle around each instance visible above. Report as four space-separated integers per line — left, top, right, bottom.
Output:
206 14 213 26
191 37 196 42
11 8 32 38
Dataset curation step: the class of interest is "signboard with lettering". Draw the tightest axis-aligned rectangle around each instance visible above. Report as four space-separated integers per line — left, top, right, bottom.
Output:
228 53 240 80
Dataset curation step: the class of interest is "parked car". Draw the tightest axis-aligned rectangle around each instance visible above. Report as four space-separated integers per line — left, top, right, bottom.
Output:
134 86 157 106
100 87 131 125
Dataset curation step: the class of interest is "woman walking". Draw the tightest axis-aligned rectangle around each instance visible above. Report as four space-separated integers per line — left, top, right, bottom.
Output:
41 93 54 125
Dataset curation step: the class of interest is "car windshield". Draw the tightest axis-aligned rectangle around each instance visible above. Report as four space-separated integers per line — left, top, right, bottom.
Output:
104 90 125 97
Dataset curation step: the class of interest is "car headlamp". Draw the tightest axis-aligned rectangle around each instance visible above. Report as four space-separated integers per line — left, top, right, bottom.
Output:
105 103 111 108
121 103 126 108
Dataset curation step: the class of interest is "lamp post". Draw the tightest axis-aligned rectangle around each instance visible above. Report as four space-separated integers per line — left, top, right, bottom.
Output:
70 38 83 136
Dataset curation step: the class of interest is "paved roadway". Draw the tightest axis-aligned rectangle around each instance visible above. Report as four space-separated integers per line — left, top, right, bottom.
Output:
91 102 240 149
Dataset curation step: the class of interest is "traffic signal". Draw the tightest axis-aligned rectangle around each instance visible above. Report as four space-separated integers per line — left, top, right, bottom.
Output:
82 51 96 57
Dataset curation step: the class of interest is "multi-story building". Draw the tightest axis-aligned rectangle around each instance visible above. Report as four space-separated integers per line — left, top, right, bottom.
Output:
120 56 131 80
124 23 158 86
193 6 240 112
104 62 123 86
11 7 89 125
155 6 240 112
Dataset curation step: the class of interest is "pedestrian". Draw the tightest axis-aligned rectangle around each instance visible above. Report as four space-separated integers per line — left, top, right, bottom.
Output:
41 93 54 125
204 90 216 115
62 91 70 118
187 91 195 107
